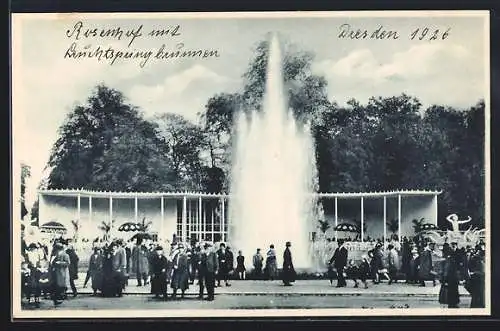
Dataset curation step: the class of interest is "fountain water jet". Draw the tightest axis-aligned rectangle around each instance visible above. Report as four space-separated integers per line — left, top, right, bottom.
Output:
229 34 318 269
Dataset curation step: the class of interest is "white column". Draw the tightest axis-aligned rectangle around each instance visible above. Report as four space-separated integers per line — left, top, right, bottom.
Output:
201 200 205 240
77 194 81 221
383 196 387 246
160 196 164 239
398 194 402 243
134 195 138 223
76 194 81 241
433 194 438 226
360 197 364 243
182 196 187 243
211 202 215 241
334 197 338 242
89 196 92 228
221 197 225 242
198 196 202 242
109 196 113 223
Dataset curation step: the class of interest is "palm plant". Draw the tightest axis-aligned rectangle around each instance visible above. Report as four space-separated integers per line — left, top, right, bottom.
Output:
98 219 115 242
387 218 399 235
137 217 153 233
318 219 331 234
412 217 426 234
71 219 80 242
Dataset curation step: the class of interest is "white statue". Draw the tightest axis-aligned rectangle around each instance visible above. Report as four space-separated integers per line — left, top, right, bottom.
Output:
446 213 471 232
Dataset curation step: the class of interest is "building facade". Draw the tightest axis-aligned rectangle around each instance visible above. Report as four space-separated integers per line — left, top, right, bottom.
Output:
38 189 441 243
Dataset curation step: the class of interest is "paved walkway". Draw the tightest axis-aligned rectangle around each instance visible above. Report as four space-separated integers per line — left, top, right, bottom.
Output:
73 272 469 297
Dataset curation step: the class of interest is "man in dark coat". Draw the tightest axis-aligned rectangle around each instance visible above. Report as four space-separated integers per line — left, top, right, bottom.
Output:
442 241 463 308
226 246 235 284
329 239 348 287
466 244 485 308
253 248 264 279
131 238 150 286
110 242 126 297
418 242 434 287
83 246 103 296
150 246 169 299
401 237 412 283
199 242 218 301
65 240 79 297
282 242 296 286
189 246 200 284
49 242 70 306
216 243 231 287
171 243 190 299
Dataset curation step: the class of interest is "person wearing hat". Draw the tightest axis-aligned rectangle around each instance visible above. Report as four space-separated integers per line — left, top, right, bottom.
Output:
359 255 371 289
83 246 104 296
131 237 150 287
417 241 434 287
282 242 296 286
387 244 400 285
252 248 264 280
265 244 278 281
150 246 169 299
199 242 218 301
65 239 80 297
170 243 190 299
466 243 485 308
216 243 231 287
440 241 462 308
49 242 70 306
329 239 348 287
110 241 126 297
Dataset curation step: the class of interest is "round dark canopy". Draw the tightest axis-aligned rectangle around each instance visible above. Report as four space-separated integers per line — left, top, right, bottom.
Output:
118 222 141 232
419 223 439 232
333 223 360 233
40 221 67 231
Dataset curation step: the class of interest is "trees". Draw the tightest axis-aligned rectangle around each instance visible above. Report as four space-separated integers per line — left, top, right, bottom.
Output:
47 85 174 192
154 113 206 191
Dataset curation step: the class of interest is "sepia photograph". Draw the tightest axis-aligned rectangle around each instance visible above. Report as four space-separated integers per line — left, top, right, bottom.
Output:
11 11 490 318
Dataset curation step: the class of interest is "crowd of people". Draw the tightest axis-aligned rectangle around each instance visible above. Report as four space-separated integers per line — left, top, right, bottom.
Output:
326 236 486 308
20 233 485 309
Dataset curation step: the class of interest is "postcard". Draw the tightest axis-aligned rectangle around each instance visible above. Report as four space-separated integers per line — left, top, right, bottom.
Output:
11 10 490 319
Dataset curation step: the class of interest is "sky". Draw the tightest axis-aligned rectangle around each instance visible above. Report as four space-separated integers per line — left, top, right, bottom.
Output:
12 12 489 210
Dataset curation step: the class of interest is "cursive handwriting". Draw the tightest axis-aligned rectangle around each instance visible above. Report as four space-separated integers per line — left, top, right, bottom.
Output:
338 24 399 40
66 21 146 48
337 23 451 41
63 21 220 67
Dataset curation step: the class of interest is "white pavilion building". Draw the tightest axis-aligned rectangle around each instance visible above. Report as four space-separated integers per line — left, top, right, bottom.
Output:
37 189 441 244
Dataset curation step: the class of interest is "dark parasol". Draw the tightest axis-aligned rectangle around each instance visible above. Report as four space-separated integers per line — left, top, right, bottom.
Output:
418 223 439 232
40 221 67 233
333 223 360 233
118 222 141 232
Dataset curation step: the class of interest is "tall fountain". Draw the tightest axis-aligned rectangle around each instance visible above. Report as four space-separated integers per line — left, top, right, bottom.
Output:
229 34 318 269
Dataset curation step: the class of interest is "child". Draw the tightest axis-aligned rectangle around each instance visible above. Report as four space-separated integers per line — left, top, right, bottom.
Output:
236 251 246 280
359 255 371 289
327 262 336 285
37 259 51 299
21 261 31 303
345 259 360 287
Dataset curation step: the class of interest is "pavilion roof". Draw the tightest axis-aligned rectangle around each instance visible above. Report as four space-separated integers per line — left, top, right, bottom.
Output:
38 188 442 199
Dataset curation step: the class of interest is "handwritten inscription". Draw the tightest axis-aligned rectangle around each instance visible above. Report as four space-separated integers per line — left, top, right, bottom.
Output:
338 24 400 40
63 21 220 67
338 23 451 41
